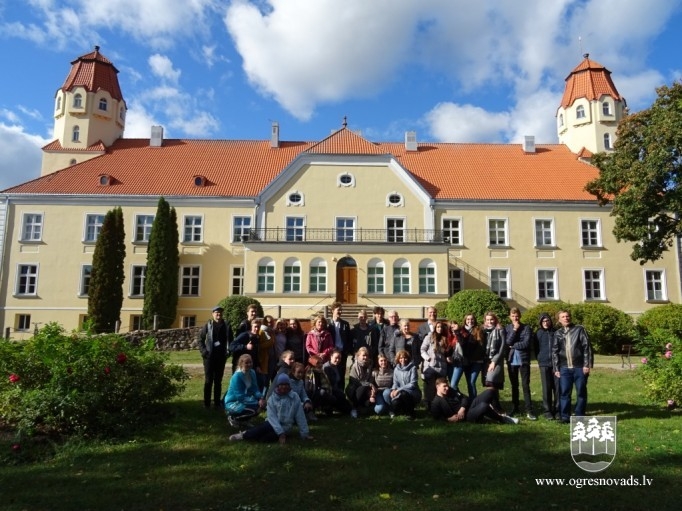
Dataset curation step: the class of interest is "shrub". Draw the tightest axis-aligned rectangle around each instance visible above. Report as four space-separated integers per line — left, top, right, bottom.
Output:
0 323 187 437
445 290 509 325
218 296 263 333
571 303 635 355
636 304 682 339
520 302 573 329
638 330 682 408
434 300 448 319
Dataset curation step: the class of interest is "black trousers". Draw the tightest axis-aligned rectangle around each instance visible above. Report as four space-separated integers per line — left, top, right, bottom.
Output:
538 365 559 415
203 354 227 407
507 363 533 413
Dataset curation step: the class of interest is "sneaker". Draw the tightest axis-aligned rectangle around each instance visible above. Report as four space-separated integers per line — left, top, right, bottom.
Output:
350 409 358 419
228 416 239 428
229 432 244 441
389 412 395 419
526 413 538 421
502 415 519 425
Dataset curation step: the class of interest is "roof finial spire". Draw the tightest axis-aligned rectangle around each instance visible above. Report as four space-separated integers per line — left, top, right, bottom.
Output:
94 45 100 52
342 116 347 128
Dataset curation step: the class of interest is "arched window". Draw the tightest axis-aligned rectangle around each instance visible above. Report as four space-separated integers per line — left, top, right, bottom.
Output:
309 258 327 293
393 258 410 294
257 258 275 293
283 258 301 293
72 126 80 142
602 102 611 115
99 98 108 111
367 258 385 294
418 259 436 294
603 133 612 150
576 105 585 119
73 93 82 108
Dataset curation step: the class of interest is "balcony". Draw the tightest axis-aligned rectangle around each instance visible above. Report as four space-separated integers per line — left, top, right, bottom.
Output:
240 228 452 244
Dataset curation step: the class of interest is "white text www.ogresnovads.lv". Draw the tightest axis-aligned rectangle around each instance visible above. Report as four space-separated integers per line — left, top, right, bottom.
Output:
535 475 652 489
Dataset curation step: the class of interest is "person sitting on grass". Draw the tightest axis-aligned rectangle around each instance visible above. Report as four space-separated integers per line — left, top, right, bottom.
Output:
305 355 352 416
224 354 265 428
372 353 394 415
345 347 377 418
323 349 345 395
430 377 518 424
266 350 296 400
289 362 316 422
230 373 313 444
384 349 421 419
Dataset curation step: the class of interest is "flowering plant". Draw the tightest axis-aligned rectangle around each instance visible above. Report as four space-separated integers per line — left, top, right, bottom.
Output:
637 329 681 409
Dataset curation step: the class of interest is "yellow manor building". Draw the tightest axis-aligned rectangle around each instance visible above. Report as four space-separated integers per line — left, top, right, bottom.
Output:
0 48 679 337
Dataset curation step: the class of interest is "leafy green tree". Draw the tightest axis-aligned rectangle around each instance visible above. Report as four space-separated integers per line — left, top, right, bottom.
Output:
217 296 263 334
143 198 179 329
88 207 125 333
586 81 682 263
444 289 509 325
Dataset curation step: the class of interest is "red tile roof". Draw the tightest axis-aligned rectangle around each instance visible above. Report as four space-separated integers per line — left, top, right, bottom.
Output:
60 46 124 101
42 140 107 152
560 54 622 108
5 129 598 201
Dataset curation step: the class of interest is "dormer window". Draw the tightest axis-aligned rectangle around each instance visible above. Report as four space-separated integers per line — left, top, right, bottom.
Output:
98 174 111 186
387 192 404 207
193 175 207 187
576 105 585 119
287 191 304 206
72 126 80 142
99 98 108 111
602 102 611 115
338 173 355 187
73 94 83 108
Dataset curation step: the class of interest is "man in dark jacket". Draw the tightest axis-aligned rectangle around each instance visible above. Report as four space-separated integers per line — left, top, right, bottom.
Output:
430 378 517 424
197 306 233 409
552 310 593 423
504 307 537 420
327 302 353 382
534 313 558 420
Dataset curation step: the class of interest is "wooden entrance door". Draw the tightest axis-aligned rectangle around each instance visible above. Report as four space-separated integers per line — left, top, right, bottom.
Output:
336 266 357 304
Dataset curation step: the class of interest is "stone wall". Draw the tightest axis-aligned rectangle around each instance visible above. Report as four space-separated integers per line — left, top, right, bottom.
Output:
123 327 201 351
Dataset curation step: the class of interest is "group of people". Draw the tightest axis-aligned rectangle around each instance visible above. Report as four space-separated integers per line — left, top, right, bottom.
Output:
196 302 593 442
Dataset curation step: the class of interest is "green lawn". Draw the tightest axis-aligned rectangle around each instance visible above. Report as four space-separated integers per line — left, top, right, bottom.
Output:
1 361 679 511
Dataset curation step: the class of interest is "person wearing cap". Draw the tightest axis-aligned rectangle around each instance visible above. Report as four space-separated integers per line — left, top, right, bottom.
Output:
230 372 313 443
197 305 233 409
534 313 558 420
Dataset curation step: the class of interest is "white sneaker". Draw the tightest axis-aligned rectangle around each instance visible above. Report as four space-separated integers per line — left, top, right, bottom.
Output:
228 416 239 428
389 412 395 419
229 432 243 441
350 409 358 419
503 415 519 425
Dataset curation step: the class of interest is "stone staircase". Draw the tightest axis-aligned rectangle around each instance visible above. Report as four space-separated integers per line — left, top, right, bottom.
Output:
317 304 369 325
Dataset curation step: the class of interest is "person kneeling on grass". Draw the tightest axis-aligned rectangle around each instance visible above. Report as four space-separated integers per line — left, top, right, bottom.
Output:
230 373 313 444
430 377 518 424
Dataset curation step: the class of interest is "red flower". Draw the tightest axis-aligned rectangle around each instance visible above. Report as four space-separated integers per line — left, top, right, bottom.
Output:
8 373 20 383
116 353 127 364
11 443 21 452
104 367 111 375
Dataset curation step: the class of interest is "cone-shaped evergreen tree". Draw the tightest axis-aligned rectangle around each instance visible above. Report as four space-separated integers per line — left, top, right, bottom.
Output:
87 207 125 333
143 197 179 329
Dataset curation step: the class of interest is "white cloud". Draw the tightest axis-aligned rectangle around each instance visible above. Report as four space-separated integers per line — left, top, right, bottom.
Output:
0 123 47 190
425 103 511 143
149 54 181 83
122 100 159 138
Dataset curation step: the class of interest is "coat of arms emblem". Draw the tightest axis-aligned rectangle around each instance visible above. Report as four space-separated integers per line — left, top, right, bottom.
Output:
570 416 617 472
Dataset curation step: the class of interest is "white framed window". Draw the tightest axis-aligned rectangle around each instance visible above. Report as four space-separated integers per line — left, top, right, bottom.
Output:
537 269 557 300
16 314 31 331
558 113 564 127
134 214 154 243
232 216 252 242
257 259 275 293
576 105 585 119
15 264 38 296
286 216 305 242
287 191 304 206
393 259 410 294
283 258 301 293
72 126 80 142
80 264 92 296
604 133 612 150
490 268 510 299
448 267 463 296
182 316 197 328
442 218 462 245
73 93 82 108
130 315 143 331
180 266 201 296
99 98 107 111
386 218 405 243
183 215 203 243
534 218 555 247
583 269 605 300
337 173 355 187
602 102 611 115
580 219 601 247
21 213 43 241
84 214 104 242
386 192 404 207
488 218 508 247
231 266 244 296
418 260 436 294
335 217 355 242
309 258 327 293
645 270 667 301
130 265 147 297
367 259 385 294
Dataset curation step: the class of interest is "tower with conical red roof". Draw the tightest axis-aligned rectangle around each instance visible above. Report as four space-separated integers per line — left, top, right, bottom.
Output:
42 46 127 175
556 54 626 156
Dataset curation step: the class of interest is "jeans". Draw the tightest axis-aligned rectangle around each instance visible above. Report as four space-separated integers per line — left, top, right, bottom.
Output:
465 363 481 398
374 390 389 415
450 366 464 391
559 366 589 420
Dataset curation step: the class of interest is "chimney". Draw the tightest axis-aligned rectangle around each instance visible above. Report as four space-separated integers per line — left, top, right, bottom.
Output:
150 125 164 147
523 135 535 153
405 131 417 151
270 121 279 148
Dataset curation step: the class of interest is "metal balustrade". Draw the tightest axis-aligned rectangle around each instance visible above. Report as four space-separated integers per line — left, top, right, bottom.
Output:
240 228 451 244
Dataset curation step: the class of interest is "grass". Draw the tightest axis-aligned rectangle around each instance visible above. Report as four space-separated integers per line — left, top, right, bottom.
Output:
1 354 679 511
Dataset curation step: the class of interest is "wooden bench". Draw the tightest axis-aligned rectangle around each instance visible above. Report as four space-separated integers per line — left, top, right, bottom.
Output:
620 344 636 369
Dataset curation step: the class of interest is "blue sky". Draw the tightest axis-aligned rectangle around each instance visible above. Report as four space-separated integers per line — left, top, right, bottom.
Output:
1 0 681 189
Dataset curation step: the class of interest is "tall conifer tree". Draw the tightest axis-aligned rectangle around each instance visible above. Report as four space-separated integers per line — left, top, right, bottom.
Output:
88 207 125 333
143 197 179 329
